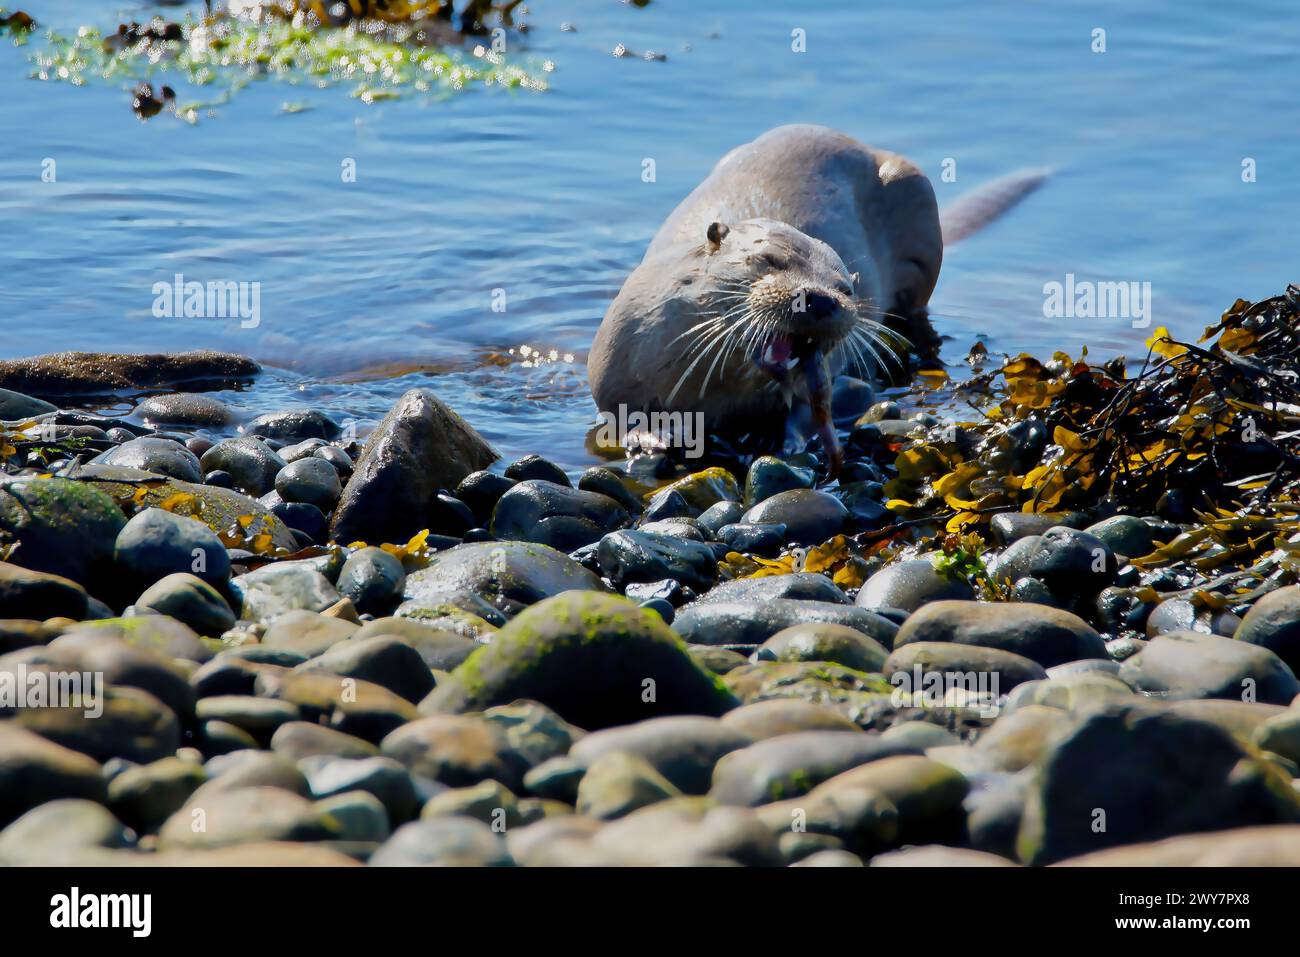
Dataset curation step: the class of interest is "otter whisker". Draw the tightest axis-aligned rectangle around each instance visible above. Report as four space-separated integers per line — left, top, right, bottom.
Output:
702 302 782 398
836 330 870 379
667 318 741 405
669 298 757 356
700 315 754 398
668 318 723 347
849 323 905 375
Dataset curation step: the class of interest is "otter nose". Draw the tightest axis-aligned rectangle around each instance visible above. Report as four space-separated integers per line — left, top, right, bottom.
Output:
799 289 838 319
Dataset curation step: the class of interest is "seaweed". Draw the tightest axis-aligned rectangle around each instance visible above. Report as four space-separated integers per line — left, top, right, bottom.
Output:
872 286 1300 591
22 4 549 121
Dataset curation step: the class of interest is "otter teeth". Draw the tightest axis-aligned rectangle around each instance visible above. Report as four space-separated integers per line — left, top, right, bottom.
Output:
761 340 798 370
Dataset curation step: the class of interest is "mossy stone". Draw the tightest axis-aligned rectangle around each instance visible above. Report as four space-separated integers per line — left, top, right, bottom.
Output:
421 591 738 730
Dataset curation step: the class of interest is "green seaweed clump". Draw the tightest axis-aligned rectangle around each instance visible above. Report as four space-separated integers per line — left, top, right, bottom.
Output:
24 10 550 120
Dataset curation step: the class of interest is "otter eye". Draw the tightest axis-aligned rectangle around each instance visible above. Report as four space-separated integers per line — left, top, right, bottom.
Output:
759 252 790 271
834 280 853 296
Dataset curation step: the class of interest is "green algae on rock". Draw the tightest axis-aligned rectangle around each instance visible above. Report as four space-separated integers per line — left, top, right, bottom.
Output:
422 591 739 729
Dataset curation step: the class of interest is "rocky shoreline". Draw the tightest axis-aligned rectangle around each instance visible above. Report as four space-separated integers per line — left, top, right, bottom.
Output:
4 294 1300 866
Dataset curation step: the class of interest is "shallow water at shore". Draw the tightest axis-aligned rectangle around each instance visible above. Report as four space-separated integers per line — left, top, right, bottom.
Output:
1 0 1297 468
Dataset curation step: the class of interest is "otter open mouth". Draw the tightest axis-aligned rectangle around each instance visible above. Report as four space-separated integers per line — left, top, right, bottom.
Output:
755 333 844 479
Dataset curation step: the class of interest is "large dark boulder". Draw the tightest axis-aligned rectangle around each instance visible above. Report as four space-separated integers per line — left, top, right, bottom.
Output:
331 389 497 546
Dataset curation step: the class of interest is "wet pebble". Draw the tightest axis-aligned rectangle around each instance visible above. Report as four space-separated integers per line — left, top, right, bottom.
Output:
245 409 341 442
136 393 236 428
741 488 848 545
200 437 287 496
596 528 717 591
717 522 786 557
744 456 814 506
95 436 202 483
505 453 570 487
491 480 629 551
856 559 974 613
114 506 231 590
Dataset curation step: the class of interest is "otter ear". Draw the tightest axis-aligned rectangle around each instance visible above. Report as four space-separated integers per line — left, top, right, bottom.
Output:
706 222 730 247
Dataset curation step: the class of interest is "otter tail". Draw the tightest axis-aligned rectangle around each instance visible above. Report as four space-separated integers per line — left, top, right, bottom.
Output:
940 167 1051 246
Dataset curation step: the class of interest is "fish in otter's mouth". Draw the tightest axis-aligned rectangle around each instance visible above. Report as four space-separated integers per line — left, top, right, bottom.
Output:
753 331 843 477
746 286 900 479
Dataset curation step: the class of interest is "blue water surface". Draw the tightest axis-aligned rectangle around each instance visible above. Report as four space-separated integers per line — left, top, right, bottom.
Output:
0 0 1296 466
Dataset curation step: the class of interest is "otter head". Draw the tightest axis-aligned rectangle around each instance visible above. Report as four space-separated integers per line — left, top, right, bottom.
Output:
683 218 894 475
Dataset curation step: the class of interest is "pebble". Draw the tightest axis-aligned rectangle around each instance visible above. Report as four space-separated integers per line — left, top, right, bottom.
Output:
262 610 358 656
596 528 717 591
455 471 518 524
157 786 341 850
295 635 435 704
882 641 1047 693
0 724 106 828
271 501 329 542
300 755 420 824
744 456 814 506
856 559 975 613
576 752 681 819
697 499 745 537
200 436 287 496
232 564 341 621
95 436 203 482
754 622 889 672
0 477 125 587
134 572 236 636
1027 526 1117 598
505 453 570 487
336 546 406 615
570 716 752 794
1084 514 1156 558
490 480 629 551
381 714 524 791
716 522 786 557
0 561 88 620
275 457 342 511
136 393 236 428
114 506 231 593
1117 631 1300 704
271 721 381 762
577 466 644 515
892 600 1107 669
1234 585 1300 673
316 789 391 843
244 409 341 441
11 684 180 765
673 597 898 650
106 756 208 833
720 699 862 739
0 799 131 865
401 541 607 618
741 488 849 545
353 618 479 671
370 818 512 866
710 731 921 807
0 387 57 419
278 438 328 463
